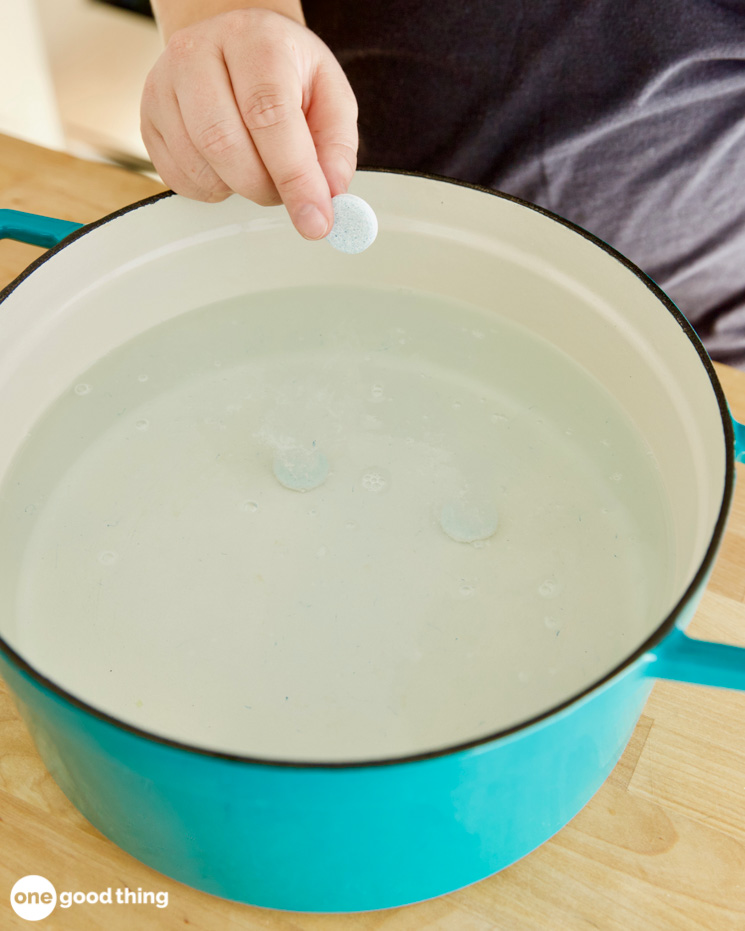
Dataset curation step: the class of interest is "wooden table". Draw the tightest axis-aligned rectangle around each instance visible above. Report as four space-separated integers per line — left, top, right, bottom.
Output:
1 133 744 930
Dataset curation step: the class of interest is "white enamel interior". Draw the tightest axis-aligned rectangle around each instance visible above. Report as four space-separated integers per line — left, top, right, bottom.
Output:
0 174 728 761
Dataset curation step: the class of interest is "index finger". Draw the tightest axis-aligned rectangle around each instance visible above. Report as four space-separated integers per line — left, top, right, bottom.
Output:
225 37 338 239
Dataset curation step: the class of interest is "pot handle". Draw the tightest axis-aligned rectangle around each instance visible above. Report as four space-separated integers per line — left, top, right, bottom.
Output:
733 415 745 463
643 626 745 690
0 209 83 249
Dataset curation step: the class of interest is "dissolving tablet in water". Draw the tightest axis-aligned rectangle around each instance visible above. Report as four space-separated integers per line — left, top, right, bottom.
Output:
272 445 329 493
439 495 499 544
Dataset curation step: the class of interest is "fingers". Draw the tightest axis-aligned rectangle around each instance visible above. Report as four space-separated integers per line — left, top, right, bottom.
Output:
224 27 335 237
169 34 282 207
140 97 232 203
140 9 360 240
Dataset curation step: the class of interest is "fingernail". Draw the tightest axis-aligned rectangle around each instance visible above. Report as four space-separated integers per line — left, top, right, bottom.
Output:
296 203 330 240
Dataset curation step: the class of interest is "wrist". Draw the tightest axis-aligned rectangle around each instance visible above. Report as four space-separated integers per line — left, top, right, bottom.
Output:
151 0 305 40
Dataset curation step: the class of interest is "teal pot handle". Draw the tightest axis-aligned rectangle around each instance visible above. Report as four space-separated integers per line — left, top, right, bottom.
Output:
644 626 745 690
0 208 83 248
733 415 745 463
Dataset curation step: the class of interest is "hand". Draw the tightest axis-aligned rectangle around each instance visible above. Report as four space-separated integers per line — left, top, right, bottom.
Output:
140 8 358 239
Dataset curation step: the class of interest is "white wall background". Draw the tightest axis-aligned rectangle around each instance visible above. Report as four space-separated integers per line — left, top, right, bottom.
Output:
0 0 162 167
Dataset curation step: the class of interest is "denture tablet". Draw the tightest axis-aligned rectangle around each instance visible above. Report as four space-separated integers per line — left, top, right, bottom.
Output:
326 194 378 254
272 445 329 492
439 497 499 544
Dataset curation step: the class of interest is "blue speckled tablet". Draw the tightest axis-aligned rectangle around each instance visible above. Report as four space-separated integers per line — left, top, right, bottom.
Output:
326 194 378 254
439 497 499 544
273 445 329 492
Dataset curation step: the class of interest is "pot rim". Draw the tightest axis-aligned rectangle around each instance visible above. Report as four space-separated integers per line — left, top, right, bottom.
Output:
0 169 734 770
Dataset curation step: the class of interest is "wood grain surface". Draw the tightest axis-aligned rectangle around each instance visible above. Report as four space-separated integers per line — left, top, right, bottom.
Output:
1 133 744 930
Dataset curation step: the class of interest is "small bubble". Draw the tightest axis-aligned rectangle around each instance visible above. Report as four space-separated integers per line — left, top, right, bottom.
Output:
135 419 149 431
539 577 561 598
452 401 462 410
472 329 485 340
345 520 357 530
458 581 476 598
370 384 384 402
609 472 623 482
98 550 117 566
137 373 149 383
24 504 36 515
307 508 318 516
517 671 529 684
316 546 327 558
74 383 91 396
565 428 574 436
544 615 560 630
491 413 508 424
240 500 259 513
600 438 611 448
361 468 390 493
214 360 223 368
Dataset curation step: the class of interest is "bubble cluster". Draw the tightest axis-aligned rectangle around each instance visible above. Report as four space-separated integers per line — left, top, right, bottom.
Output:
361 469 390 493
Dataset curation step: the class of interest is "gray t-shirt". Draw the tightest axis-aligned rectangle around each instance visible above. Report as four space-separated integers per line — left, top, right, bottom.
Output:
305 0 745 365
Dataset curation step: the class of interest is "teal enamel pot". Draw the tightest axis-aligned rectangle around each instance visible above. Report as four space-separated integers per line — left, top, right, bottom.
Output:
1 172 745 913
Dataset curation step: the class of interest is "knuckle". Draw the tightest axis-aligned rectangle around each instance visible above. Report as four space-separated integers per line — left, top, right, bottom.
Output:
192 162 230 198
252 186 283 207
193 119 245 160
180 177 227 203
241 86 292 132
155 159 228 203
332 141 358 174
166 30 198 62
273 164 318 196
